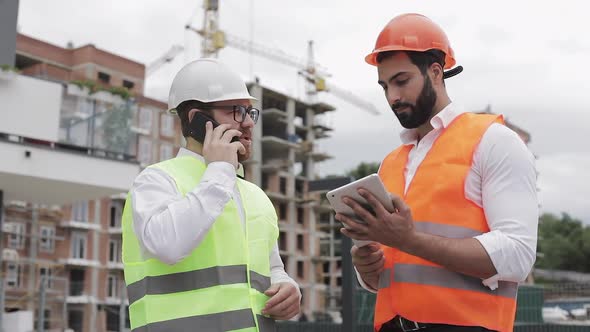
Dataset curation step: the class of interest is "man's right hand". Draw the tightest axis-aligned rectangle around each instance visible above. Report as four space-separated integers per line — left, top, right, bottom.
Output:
202 122 246 169
351 243 385 290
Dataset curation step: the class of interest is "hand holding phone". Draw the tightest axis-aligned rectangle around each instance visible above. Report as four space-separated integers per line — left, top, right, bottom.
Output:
189 112 245 168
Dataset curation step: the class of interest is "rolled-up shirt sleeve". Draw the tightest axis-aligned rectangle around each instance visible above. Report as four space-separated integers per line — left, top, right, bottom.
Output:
473 124 539 287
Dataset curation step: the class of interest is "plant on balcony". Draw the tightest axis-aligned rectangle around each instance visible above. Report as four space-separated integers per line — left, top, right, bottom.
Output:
70 80 133 100
71 79 100 94
0 64 20 81
107 86 132 100
0 64 20 73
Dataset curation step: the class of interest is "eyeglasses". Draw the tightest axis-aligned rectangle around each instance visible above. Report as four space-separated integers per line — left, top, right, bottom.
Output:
200 105 260 124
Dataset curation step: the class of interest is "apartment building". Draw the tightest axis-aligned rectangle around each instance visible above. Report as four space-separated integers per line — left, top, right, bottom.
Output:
2 34 180 332
246 84 336 320
3 33 341 331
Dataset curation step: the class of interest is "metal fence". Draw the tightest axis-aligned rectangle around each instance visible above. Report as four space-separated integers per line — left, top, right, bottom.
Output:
274 283 590 332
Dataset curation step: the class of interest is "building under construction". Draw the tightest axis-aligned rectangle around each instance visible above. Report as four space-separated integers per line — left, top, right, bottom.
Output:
1 30 345 332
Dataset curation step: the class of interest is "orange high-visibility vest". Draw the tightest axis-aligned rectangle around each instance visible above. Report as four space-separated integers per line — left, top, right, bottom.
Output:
375 113 517 332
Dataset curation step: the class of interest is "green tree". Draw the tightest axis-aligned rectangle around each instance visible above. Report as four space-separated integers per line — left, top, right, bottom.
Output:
346 161 380 180
536 213 590 272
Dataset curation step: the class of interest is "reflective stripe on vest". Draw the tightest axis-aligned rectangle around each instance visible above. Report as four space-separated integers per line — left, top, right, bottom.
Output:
130 309 275 332
126 265 271 305
378 264 518 298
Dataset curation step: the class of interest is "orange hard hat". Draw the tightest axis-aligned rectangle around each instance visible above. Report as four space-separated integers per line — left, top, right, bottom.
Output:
365 13 456 69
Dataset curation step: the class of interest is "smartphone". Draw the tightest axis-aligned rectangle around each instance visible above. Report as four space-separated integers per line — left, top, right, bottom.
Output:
188 112 240 144
326 174 394 247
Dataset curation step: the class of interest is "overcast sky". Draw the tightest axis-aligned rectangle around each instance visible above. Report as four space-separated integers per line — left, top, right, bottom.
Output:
17 0 589 223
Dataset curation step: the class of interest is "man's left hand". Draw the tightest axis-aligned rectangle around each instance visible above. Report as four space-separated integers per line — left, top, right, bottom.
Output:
337 189 416 250
262 282 301 320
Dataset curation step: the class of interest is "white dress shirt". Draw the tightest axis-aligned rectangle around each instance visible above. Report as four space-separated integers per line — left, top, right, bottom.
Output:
130 148 299 293
358 102 538 291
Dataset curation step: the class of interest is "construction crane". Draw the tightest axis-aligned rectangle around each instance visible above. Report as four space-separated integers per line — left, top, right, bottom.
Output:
184 0 380 115
146 44 184 76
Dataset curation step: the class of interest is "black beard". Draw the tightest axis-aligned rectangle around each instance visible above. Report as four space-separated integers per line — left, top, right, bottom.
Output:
391 75 437 129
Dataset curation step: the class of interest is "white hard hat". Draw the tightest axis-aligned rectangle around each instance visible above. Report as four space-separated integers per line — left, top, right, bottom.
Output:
167 58 256 114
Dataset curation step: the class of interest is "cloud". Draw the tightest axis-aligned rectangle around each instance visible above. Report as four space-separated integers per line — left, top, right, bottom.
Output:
15 0 590 222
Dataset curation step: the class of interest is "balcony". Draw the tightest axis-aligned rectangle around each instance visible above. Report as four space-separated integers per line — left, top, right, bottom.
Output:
60 220 101 231
0 134 140 205
108 227 123 234
67 281 94 303
261 158 293 172
261 108 288 123
105 297 129 306
0 74 141 205
296 141 332 163
59 258 100 268
107 261 124 270
310 102 336 114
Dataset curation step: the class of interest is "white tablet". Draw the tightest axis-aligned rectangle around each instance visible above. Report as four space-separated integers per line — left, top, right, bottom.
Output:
326 174 394 247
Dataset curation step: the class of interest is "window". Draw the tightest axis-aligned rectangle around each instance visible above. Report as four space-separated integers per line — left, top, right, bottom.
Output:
8 223 25 249
107 274 118 297
108 239 120 263
139 107 153 131
160 113 175 137
97 72 110 84
122 79 134 90
279 232 287 251
297 207 304 225
68 309 83 332
261 173 269 190
280 255 288 271
71 232 86 259
109 202 122 228
71 201 88 222
279 177 287 195
159 143 173 161
138 137 152 165
278 203 287 220
39 225 56 253
297 261 304 279
6 263 21 288
297 234 304 251
337 277 342 287
40 267 53 289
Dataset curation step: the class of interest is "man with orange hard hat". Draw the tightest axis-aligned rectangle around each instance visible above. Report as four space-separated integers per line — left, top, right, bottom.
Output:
337 13 538 332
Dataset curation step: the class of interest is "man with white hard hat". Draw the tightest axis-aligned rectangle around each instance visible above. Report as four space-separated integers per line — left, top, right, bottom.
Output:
122 58 301 332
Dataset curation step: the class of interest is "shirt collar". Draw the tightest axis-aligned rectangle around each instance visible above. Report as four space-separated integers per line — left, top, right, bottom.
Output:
176 147 245 178
399 102 466 145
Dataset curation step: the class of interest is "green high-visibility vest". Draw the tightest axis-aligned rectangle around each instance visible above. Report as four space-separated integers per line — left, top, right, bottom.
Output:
122 156 279 332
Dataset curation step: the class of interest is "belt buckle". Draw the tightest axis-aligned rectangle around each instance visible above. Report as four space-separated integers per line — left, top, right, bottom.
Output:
397 316 423 332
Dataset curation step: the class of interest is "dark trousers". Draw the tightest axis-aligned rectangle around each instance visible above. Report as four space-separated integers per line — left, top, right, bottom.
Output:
379 316 496 332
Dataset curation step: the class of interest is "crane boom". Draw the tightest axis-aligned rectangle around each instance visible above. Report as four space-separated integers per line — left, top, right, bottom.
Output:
184 21 381 115
146 45 184 76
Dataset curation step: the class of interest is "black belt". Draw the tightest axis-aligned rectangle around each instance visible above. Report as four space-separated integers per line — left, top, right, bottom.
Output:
379 316 442 332
380 316 493 332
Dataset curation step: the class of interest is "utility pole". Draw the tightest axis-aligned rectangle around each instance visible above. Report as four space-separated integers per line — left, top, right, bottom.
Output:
37 276 46 332
119 283 126 332
0 189 4 332
341 236 357 332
